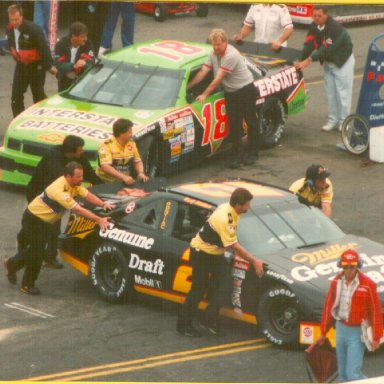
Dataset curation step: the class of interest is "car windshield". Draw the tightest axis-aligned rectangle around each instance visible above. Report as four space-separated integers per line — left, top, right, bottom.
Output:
238 200 345 254
67 60 184 109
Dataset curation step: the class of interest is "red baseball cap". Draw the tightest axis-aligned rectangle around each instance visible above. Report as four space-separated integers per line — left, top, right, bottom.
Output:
340 249 359 266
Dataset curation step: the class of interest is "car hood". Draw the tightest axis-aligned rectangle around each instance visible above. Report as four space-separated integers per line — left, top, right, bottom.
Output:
262 234 384 295
5 94 175 150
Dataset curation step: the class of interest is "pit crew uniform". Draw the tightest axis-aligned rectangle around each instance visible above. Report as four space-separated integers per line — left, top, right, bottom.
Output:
289 177 333 209
7 176 88 290
96 136 142 183
301 16 354 127
244 4 293 46
204 44 259 163
177 202 239 330
54 35 95 91
320 272 383 382
7 18 54 117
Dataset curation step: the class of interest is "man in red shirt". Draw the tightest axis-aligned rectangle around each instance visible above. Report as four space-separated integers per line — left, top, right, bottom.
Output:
317 249 383 382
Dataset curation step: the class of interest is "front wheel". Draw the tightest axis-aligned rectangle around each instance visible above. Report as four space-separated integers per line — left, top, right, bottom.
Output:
258 98 286 149
153 3 167 21
89 243 133 303
257 285 300 346
341 114 370 155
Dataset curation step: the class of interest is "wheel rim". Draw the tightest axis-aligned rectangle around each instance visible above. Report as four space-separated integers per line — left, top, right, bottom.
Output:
342 117 369 154
154 7 161 17
269 299 299 335
99 254 123 291
261 105 283 137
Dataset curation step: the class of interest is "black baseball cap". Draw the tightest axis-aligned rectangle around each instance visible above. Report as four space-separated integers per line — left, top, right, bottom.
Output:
305 164 330 181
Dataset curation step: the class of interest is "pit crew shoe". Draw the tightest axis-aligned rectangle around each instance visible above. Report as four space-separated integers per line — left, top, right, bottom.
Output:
321 122 338 131
4 258 17 285
20 286 41 295
198 321 225 336
44 260 64 269
176 325 201 338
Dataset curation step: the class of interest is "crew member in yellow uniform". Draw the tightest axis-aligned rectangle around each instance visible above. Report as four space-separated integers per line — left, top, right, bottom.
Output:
289 164 333 217
177 188 265 337
96 118 149 185
4 162 114 295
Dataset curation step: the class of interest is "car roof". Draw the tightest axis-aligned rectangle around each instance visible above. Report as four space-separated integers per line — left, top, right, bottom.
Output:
104 40 211 70
163 178 295 207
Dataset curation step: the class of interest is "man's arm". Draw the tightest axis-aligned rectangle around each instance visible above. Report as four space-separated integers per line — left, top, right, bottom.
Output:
196 68 226 104
100 164 135 185
71 203 111 231
322 202 332 218
83 190 114 210
271 26 294 51
233 25 252 43
187 66 210 90
134 160 149 182
229 242 264 277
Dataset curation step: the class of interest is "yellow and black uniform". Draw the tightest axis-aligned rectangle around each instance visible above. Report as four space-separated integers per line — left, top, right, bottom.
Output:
7 176 89 290
28 176 88 223
178 203 240 330
96 136 141 183
289 177 333 208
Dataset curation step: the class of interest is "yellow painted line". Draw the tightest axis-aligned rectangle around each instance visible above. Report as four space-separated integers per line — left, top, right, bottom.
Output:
25 338 269 381
50 343 272 382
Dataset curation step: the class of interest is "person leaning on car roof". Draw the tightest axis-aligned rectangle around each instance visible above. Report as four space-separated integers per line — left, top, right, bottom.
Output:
96 118 149 186
289 164 333 217
4 161 115 296
54 21 95 92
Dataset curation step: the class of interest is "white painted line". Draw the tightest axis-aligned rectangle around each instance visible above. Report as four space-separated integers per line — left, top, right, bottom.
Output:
4 303 55 319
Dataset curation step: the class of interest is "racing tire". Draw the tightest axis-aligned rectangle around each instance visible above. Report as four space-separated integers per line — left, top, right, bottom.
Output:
259 98 286 149
257 285 300 347
340 114 370 155
153 4 167 21
90 243 133 303
138 135 159 178
195 3 208 17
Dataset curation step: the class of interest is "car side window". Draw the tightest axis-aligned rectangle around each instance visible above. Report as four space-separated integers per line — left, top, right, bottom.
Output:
171 203 211 242
187 67 217 98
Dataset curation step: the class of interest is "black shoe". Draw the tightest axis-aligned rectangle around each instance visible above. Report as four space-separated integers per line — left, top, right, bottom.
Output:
4 258 17 285
177 325 202 337
20 286 41 295
44 260 64 269
198 321 224 336
243 153 258 166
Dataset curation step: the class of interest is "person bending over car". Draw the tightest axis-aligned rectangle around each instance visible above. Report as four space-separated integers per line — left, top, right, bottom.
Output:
4 162 114 295
96 118 149 185
177 187 265 337
55 21 95 92
289 164 333 217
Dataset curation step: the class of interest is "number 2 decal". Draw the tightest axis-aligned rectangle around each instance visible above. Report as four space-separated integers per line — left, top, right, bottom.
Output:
201 98 229 151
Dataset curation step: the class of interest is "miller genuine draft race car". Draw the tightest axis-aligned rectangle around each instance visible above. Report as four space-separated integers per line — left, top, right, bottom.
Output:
59 179 384 347
0 40 307 186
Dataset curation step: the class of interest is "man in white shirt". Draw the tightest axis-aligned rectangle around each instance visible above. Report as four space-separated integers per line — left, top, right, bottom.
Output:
233 4 294 51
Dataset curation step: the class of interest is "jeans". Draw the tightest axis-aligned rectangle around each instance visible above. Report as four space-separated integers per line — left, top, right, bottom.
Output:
100 2 135 49
33 1 51 39
336 321 367 382
323 54 355 125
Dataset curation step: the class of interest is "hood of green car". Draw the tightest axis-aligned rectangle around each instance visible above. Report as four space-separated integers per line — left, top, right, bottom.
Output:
6 95 175 150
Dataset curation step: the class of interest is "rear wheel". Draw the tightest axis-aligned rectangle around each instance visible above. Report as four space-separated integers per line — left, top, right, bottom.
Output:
195 3 208 17
89 243 133 303
341 114 370 155
259 98 286 149
257 285 300 346
153 3 167 21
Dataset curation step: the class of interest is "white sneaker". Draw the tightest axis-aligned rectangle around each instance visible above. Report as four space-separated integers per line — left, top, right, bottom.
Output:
97 46 110 59
321 122 338 131
338 120 344 131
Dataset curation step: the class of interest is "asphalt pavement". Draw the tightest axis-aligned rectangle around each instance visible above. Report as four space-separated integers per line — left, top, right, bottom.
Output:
2 4 384 382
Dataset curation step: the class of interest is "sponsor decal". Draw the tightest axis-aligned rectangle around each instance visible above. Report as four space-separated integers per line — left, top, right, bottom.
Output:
66 214 97 235
254 67 298 98
183 197 212 210
134 124 156 139
291 243 358 266
134 274 162 289
100 224 154 249
129 253 164 275
160 201 172 230
301 325 314 344
266 269 294 285
125 201 136 214
291 253 384 282
37 133 65 143
134 110 154 119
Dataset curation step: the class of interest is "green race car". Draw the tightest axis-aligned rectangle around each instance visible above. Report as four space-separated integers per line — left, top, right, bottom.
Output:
0 40 307 186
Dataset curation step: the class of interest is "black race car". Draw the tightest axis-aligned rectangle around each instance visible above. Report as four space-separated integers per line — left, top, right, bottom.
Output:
59 179 384 346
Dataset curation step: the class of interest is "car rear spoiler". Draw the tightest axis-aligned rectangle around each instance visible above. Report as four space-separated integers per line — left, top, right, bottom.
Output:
229 40 303 63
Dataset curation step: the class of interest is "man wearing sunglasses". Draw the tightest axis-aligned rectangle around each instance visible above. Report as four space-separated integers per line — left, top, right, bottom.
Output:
316 250 383 382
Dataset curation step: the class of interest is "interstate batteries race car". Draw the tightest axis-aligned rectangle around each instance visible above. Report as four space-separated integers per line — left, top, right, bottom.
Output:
0 40 307 186
59 179 384 346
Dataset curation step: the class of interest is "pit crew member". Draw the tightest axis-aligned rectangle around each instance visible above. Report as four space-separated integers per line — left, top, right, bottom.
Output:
177 187 265 337
289 164 333 217
4 162 114 295
96 118 149 185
